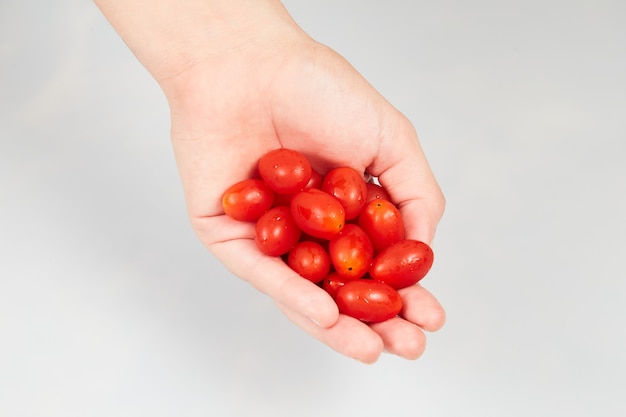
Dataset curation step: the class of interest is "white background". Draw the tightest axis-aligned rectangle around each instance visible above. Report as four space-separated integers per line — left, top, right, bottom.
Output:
1 0 625 416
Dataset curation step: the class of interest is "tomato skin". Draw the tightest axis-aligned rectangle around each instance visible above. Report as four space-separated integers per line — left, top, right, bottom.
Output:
222 179 274 222
272 169 323 207
365 182 392 203
369 240 434 289
255 206 301 256
328 224 373 280
335 280 403 323
287 241 331 283
305 170 323 190
258 148 312 194
290 189 345 240
321 271 349 299
322 167 368 220
358 199 405 254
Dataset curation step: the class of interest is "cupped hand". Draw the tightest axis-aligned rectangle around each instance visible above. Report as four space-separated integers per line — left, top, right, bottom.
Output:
161 31 445 363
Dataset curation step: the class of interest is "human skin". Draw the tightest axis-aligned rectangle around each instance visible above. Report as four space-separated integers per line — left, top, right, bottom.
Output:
94 0 446 363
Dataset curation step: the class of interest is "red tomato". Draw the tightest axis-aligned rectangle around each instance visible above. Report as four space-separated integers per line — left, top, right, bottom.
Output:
365 181 392 203
305 169 323 190
272 169 323 207
287 241 331 283
322 167 367 220
222 178 274 222
290 189 345 240
258 148 312 194
358 199 405 253
328 224 373 279
369 240 434 289
255 206 301 256
335 280 402 323
321 271 349 299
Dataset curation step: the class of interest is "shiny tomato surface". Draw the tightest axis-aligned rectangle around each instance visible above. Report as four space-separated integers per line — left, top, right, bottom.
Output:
365 181 392 203
321 271 349 299
258 148 312 194
287 240 331 283
328 224 373 279
290 189 345 240
322 167 368 220
335 280 402 323
255 206 301 256
272 169 323 207
358 199 405 254
222 178 274 222
220 148 438 324
369 239 434 289
305 169 323 190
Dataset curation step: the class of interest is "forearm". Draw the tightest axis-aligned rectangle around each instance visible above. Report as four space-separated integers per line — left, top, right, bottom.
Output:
94 0 303 84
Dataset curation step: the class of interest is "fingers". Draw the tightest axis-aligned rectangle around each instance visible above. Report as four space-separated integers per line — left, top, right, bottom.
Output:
277 301 434 362
369 317 427 360
367 284 444 360
197 214 443 362
276 302 384 364
275 279 444 362
398 284 446 332
368 112 445 245
202 227 339 328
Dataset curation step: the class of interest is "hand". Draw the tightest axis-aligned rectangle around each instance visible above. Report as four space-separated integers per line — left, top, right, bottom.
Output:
164 41 445 363
96 0 446 363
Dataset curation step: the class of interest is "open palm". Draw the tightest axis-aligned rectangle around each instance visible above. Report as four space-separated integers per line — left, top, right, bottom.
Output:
163 36 445 363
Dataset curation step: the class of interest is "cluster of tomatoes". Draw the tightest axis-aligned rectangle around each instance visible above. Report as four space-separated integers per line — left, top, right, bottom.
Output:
222 148 434 323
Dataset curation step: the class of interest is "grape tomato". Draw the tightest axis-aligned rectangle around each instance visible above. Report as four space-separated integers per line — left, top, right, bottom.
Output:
335 280 402 323
272 169 323 207
369 239 434 289
321 271 349 299
258 148 312 194
322 167 368 220
365 182 392 203
287 240 331 283
255 206 301 256
222 178 274 222
328 224 373 279
221 147 436 325
290 189 345 240
358 199 405 254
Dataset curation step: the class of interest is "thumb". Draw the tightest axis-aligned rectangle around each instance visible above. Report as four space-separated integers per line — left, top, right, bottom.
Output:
368 113 445 245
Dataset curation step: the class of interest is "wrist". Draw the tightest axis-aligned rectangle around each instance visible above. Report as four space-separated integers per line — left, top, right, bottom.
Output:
95 0 306 85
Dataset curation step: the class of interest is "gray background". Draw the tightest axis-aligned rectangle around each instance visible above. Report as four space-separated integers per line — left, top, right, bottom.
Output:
1 0 625 416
